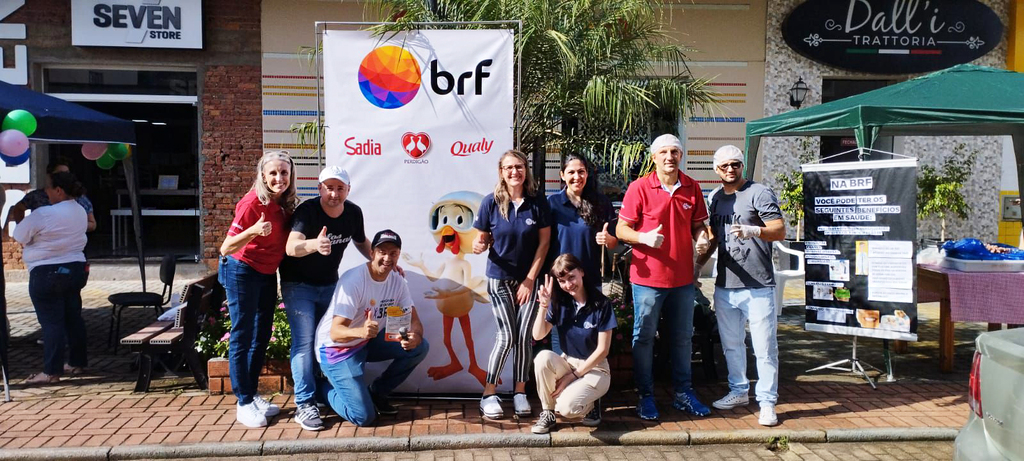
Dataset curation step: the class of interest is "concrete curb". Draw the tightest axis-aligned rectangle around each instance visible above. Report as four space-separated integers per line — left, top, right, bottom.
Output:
409 433 549 450
108 441 262 460
826 427 960 442
0 447 109 461
689 429 827 444
0 428 959 460
263 437 407 454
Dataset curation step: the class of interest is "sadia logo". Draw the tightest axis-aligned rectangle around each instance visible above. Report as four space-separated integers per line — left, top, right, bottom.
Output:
357 45 493 109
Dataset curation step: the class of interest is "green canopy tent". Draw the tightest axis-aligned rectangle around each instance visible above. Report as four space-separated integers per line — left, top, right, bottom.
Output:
744 64 1024 232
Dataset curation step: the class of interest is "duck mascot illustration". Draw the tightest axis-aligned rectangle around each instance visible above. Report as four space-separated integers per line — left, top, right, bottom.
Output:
403 191 490 386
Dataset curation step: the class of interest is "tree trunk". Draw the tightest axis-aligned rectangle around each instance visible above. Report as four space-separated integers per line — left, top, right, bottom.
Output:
940 217 946 241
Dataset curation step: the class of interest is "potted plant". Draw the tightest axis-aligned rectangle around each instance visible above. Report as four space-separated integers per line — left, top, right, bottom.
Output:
917 143 977 243
774 137 817 242
774 138 816 269
197 301 293 395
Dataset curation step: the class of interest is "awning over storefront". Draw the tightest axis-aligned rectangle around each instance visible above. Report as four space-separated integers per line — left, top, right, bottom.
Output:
744 64 1024 229
0 79 136 145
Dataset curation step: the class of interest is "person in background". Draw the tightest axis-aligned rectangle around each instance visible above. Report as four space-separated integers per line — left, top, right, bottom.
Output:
546 154 618 354
530 254 615 434
473 149 551 420
9 158 97 232
280 166 371 432
14 171 89 384
218 151 298 428
697 145 786 427
616 133 712 421
314 230 427 427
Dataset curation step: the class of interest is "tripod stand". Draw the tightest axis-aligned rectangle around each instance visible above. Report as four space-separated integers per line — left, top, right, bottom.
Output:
806 335 886 389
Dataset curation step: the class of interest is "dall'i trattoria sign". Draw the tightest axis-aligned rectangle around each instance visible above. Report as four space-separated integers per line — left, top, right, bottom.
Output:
782 0 1003 74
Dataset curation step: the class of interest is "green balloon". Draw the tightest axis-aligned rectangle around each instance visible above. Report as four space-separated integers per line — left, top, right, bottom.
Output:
2 110 37 136
96 153 116 170
108 143 129 160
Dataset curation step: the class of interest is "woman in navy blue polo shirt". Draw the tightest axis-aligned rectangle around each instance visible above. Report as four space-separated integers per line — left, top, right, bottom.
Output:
529 253 616 434
547 154 618 353
472 149 551 420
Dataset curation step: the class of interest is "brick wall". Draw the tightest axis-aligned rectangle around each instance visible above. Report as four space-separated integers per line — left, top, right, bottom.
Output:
201 65 264 266
0 0 262 269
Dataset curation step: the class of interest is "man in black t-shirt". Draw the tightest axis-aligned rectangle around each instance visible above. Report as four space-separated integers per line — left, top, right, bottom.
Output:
280 165 370 431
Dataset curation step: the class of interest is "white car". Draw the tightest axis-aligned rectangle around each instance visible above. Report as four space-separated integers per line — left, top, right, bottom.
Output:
954 328 1024 460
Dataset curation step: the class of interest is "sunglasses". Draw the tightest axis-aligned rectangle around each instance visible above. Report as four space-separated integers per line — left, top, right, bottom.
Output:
717 162 743 171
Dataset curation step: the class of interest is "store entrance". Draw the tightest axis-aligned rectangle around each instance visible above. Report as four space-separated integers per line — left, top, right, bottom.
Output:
49 102 200 260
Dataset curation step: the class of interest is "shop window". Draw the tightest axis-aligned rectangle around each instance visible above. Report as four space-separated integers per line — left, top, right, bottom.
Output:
42 68 200 260
45 69 197 96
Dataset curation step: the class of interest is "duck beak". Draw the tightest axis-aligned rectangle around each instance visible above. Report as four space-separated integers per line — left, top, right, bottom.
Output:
436 226 461 254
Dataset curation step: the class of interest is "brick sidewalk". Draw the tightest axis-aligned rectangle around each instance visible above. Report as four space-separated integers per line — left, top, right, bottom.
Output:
0 278 978 451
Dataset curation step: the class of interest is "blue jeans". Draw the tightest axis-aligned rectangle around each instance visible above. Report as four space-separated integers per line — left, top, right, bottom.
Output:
28 262 87 376
281 281 333 406
714 287 779 404
318 332 429 427
219 256 277 405
631 283 695 397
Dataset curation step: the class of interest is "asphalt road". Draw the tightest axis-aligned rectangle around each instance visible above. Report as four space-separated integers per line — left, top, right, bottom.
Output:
135 441 954 461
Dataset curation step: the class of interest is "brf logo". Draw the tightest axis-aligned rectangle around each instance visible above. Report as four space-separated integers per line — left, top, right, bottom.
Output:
357 45 493 109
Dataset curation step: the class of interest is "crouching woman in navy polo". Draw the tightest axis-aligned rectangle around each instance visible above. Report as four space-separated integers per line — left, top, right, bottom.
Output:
529 253 616 434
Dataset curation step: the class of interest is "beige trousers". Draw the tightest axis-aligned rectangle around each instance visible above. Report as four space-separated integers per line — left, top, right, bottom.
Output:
533 350 611 419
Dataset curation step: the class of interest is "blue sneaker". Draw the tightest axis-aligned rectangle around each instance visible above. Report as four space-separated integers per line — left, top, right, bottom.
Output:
673 389 711 416
636 395 659 420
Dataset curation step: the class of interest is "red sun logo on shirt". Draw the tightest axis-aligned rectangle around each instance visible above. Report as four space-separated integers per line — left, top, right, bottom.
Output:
402 132 431 159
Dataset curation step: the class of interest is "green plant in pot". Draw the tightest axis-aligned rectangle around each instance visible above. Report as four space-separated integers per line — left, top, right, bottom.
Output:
917 143 977 242
774 137 816 242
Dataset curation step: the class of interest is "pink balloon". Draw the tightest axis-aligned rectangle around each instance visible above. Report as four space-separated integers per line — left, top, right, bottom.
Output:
0 129 28 158
82 142 107 160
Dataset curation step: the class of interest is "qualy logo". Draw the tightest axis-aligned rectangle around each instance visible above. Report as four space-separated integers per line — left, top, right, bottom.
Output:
357 45 493 109
450 137 494 157
402 132 431 164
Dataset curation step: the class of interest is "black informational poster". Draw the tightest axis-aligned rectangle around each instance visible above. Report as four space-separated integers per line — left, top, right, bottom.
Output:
802 159 918 341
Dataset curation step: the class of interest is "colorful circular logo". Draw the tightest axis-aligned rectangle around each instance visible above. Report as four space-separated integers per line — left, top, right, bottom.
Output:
358 46 422 109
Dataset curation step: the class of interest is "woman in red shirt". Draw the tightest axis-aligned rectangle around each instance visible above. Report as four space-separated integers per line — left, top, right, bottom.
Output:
218 151 298 428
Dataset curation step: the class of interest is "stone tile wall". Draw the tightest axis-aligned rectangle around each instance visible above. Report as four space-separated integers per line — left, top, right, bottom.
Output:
763 0 1009 241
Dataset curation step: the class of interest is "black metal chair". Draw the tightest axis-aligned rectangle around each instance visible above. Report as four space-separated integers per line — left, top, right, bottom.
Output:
108 254 176 352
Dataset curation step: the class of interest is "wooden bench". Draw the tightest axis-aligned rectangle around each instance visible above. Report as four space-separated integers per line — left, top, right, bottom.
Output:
121 273 224 393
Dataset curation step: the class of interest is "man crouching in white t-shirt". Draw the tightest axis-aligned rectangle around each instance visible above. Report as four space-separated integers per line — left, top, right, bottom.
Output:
314 229 429 426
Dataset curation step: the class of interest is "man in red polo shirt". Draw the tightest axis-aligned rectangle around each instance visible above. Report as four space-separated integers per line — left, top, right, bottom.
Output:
616 133 711 420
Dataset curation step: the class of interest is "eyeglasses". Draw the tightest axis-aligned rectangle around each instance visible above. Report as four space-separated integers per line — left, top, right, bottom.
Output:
717 162 743 171
501 164 526 172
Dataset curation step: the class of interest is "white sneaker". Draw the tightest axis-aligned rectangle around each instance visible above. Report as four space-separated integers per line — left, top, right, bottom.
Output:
253 395 280 417
480 394 503 419
712 391 750 410
513 393 532 417
758 404 779 427
236 402 268 428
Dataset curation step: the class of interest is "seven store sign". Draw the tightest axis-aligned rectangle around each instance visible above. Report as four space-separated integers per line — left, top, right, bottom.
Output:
71 0 203 49
782 0 1002 74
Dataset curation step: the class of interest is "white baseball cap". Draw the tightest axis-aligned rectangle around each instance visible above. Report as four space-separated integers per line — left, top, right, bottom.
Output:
318 166 350 185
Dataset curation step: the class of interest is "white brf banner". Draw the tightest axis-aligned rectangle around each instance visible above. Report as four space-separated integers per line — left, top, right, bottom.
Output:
323 29 515 393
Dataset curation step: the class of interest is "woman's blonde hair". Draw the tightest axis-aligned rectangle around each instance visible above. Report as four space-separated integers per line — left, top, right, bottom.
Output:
493 150 537 220
252 150 298 214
